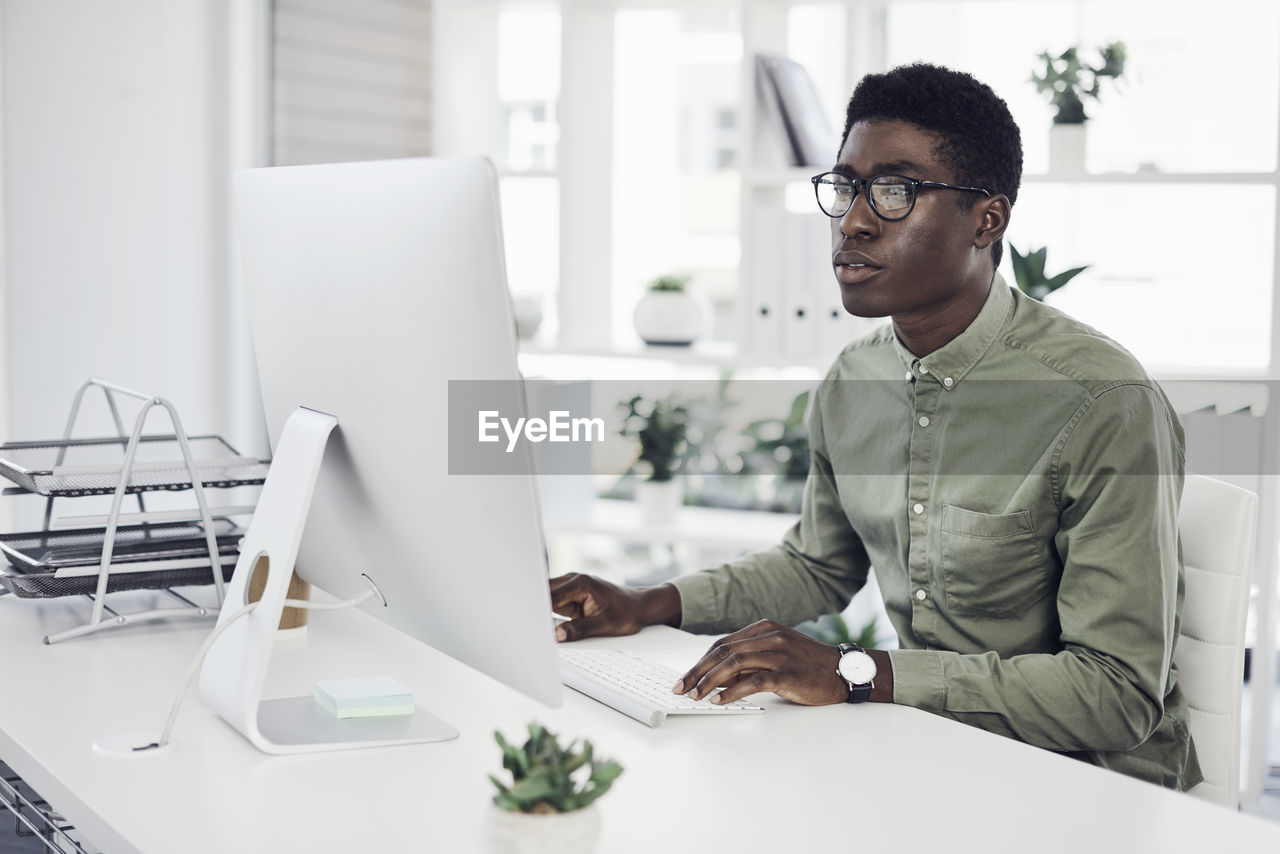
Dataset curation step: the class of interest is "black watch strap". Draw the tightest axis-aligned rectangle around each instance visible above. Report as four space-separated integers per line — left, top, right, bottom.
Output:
837 643 874 704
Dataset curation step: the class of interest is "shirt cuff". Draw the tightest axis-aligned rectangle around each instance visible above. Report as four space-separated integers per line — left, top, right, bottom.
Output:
887 649 947 710
668 573 722 634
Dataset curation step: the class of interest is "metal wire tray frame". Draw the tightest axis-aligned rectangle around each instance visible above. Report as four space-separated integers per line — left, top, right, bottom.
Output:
1 557 238 600
0 519 241 571
0 519 243 599
0 378 266 643
0 761 95 853
0 434 269 497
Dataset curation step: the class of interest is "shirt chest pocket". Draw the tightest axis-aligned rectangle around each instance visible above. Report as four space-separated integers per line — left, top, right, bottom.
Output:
938 505 1051 617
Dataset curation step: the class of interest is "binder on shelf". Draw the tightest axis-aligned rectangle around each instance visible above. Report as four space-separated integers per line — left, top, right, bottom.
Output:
780 212 821 362
752 56 794 171
755 54 838 168
743 207 786 361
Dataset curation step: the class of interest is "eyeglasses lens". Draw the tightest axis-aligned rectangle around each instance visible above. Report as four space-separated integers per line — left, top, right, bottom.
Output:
815 175 854 217
869 177 914 215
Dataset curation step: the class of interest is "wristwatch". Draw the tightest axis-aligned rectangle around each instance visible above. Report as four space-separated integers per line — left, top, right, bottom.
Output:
836 642 877 704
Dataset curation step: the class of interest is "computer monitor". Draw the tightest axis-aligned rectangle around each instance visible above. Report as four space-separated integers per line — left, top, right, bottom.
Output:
199 156 562 752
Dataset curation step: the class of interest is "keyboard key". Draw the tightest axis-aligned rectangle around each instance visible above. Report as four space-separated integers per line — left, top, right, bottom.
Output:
559 647 765 728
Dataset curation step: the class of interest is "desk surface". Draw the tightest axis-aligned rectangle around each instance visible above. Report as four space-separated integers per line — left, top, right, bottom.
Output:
2 591 1279 853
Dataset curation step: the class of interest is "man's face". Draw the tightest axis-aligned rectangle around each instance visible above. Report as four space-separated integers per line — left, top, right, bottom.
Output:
829 119 990 320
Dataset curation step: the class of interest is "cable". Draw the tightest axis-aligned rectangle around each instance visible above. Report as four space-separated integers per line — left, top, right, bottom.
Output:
135 585 378 751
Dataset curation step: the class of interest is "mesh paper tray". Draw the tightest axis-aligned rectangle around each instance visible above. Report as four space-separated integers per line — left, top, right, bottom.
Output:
0 434 269 496
0 520 243 599
0 519 242 571
0 557 238 599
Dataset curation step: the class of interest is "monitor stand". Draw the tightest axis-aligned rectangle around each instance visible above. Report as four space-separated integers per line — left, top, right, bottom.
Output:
197 406 458 754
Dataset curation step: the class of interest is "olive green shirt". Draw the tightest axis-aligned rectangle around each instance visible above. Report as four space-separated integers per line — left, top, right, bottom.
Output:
672 275 1201 790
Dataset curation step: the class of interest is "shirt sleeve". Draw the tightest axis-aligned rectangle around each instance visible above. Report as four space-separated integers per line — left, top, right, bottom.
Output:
889 382 1185 753
671 385 873 634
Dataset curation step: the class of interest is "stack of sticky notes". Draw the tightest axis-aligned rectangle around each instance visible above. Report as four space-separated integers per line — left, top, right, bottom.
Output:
313 676 415 719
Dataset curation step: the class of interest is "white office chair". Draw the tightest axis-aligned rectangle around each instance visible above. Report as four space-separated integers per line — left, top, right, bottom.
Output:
1176 474 1257 807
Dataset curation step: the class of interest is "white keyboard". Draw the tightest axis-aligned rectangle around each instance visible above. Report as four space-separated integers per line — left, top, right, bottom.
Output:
559 647 765 728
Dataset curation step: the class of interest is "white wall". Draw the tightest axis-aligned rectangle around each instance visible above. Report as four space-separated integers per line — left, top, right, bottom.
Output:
2 0 233 444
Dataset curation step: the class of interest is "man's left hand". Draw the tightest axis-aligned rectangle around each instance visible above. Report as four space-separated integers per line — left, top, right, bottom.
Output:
673 620 847 707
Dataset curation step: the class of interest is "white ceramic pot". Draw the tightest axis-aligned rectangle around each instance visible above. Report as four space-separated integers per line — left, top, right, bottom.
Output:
635 478 683 525
487 804 602 854
1048 123 1087 176
633 290 702 346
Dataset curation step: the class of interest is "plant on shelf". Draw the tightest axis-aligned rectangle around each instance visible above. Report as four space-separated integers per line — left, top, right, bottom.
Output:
1010 244 1088 302
1030 42 1127 125
647 274 690 293
619 394 689 483
488 722 623 854
796 614 879 648
619 394 690 524
633 273 703 346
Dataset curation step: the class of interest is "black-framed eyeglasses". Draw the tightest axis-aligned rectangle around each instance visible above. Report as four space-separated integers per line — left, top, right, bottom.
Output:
810 172 991 221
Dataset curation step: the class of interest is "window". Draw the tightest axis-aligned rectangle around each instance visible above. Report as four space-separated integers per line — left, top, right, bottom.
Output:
612 7 743 347
885 0 1280 371
497 6 562 323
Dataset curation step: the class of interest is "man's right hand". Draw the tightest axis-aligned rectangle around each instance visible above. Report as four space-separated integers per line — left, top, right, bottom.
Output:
549 573 681 642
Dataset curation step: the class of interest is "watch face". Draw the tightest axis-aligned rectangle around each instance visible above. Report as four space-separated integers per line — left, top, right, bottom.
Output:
838 650 877 685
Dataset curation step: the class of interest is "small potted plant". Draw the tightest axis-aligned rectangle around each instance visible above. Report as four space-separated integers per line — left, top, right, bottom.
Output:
1009 244 1088 301
1030 42 1126 174
488 722 623 854
619 394 689 524
632 274 703 346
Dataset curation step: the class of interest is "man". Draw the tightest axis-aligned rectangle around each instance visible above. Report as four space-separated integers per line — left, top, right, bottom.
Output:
550 63 1199 790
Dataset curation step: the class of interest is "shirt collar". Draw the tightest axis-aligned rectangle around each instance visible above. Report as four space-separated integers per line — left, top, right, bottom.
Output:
891 271 1014 391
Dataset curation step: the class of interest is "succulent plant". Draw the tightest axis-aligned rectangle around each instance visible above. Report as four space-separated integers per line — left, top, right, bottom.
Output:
647 274 690 292
490 722 624 814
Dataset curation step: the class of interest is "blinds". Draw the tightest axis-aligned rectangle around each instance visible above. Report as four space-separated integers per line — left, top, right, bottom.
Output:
272 0 432 166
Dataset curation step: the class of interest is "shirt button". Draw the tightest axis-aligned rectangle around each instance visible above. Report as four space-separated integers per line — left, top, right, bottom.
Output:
943 377 954 388
915 589 928 601
919 365 930 375
918 416 930 427
912 503 924 515
904 370 914 382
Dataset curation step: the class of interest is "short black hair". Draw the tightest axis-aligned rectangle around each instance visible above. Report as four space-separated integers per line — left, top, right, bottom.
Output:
840 63 1022 266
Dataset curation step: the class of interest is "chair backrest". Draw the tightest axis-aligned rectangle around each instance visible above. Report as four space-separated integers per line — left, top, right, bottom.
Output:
1176 474 1257 807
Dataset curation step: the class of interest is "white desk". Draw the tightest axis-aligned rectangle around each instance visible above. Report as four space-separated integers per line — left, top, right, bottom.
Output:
2 591 1280 853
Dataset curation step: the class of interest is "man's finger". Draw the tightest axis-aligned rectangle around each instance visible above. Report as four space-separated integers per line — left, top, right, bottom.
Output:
690 649 780 700
674 635 775 695
673 636 735 695
549 574 591 614
556 613 607 643
710 669 774 706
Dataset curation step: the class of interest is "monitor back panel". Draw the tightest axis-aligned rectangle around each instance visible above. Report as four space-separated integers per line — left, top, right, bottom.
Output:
234 156 561 708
